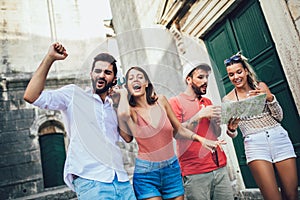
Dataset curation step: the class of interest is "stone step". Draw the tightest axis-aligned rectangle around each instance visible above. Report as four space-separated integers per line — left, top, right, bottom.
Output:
14 186 77 200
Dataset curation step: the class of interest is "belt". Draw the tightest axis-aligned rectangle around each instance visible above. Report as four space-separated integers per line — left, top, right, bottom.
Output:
72 174 79 180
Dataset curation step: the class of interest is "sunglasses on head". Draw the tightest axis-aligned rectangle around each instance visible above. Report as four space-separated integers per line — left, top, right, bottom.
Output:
224 54 242 65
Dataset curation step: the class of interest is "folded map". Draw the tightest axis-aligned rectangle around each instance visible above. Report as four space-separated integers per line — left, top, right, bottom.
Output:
221 93 266 124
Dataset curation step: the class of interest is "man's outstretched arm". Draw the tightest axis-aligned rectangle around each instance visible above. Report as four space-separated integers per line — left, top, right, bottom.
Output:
23 43 68 103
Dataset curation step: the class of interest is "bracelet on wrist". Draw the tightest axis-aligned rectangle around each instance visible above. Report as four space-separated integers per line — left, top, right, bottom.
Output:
227 127 236 132
227 129 238 138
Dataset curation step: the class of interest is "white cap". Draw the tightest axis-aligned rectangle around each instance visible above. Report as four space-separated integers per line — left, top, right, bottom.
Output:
182 61 211 82
182 60 200 81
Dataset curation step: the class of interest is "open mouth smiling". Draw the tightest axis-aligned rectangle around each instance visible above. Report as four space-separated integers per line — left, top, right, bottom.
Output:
234 78 242 84
97 80 106 87
133 83 142 91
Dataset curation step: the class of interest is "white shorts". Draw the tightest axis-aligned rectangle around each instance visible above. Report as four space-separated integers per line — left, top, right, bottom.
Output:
244 125 296 164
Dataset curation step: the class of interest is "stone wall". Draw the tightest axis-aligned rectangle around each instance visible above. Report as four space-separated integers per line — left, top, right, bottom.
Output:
0 74 80 199
0 0 113 198
0 75 42 199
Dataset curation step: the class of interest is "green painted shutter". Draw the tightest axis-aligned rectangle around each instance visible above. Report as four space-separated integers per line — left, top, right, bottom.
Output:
204 0 300 188
39 133 66 188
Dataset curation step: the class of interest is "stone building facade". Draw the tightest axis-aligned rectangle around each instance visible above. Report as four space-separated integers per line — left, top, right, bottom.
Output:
1 0 300 199
0 0 116 199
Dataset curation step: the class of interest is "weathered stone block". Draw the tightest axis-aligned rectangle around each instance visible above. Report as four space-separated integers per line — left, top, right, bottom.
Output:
0 101 10 111
1 117 35 132
0 150 40 167
0 179 44 199
0 138 39 154
0 130 31 144
0 161 43 187
13 185 77 200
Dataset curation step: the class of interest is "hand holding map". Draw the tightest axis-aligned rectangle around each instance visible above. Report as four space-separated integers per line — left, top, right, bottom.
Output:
221 93 266 124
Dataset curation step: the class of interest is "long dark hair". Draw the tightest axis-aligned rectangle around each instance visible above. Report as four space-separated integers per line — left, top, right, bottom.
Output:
125 66 158 107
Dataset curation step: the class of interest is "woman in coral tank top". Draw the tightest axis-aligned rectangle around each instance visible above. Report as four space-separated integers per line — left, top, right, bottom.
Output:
114 66 226 200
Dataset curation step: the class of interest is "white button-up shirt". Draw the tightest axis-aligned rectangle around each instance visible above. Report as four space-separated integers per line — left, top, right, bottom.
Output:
33 84 129 191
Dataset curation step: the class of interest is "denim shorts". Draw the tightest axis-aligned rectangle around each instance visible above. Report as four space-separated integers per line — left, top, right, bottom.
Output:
73 174 136 200
244 125 296 164
133 155 184 199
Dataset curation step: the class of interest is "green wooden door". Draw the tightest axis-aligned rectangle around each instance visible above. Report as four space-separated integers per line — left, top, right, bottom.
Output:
39 133 66 188
204 0 300 187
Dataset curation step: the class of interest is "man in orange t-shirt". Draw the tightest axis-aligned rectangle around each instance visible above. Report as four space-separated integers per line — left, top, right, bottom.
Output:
169 62 234 200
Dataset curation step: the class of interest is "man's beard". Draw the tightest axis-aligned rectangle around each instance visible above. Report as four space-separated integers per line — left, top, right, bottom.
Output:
92 78 114 94
191 82 206 99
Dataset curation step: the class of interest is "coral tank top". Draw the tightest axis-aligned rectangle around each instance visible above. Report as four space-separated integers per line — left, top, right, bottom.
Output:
133 103 175 161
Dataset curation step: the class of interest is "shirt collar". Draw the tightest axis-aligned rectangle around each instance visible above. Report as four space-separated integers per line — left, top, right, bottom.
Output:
85 87 112 104
180 92 205 103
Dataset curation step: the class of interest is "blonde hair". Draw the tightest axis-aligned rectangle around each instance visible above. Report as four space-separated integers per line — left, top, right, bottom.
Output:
225 52 260 89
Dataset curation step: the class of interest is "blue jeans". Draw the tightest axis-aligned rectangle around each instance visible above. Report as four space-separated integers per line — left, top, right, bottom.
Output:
133 156 184 199
73 174 136 200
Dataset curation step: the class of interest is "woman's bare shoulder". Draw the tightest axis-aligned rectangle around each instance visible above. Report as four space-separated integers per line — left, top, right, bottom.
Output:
157 94 167 104
222 89 236 102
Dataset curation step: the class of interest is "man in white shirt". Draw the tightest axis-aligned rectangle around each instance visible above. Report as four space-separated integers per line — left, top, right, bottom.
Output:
24 42 136 199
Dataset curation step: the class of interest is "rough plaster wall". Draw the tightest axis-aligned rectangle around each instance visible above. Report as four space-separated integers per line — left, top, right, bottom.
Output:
109 0 185 97
0 1 49 74
287 0 300 35
0 0 107 78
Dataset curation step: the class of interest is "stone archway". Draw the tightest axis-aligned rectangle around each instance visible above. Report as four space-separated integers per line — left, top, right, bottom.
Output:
30 110 67 188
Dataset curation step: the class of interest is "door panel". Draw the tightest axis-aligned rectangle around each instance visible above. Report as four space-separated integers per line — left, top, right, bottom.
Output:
205 21 238 96
39 133 66 188
231 1 273 59
252 49 285 85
